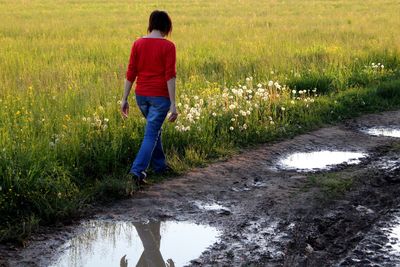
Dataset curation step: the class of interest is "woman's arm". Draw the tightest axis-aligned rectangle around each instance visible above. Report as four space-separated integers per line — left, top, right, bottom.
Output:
167 78 178 122
121 42 137 118
165 43 177 122
121 79 133 118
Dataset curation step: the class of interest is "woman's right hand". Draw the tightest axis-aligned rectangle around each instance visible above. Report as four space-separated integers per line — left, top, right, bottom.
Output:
121 100 129 118
168 105 178 122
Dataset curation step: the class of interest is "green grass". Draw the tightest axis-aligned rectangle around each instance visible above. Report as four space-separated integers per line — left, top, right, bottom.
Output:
308 173 355 199
1 0 400 242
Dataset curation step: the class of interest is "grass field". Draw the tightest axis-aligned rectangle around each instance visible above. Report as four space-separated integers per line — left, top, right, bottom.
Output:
1 0 400 242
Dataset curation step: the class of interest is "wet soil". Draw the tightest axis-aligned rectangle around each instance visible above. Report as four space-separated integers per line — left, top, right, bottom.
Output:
1 110 400 267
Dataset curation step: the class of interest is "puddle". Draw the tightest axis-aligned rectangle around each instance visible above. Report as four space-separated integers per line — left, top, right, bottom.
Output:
278 151 367 171
339 210 400 266
50 220 221 267
193 201 232 216
387 217 400 253
194 201 230 212
372 157 400 172
362 127 400 138
231 187 251 192
252 181 267 187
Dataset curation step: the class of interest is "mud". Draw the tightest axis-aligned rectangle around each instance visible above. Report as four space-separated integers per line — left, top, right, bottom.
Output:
1 110 400 267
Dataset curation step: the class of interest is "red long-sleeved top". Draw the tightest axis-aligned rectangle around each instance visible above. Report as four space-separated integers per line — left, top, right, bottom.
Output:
126 38 176 98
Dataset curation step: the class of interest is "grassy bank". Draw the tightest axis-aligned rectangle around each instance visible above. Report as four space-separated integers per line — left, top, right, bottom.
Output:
1 0 400 242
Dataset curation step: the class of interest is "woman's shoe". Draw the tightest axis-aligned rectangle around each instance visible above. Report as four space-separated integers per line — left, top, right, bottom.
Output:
134 171 148 188
155 165 174 175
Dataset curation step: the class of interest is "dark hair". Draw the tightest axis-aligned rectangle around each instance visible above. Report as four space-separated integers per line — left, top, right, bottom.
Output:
147 10 172 35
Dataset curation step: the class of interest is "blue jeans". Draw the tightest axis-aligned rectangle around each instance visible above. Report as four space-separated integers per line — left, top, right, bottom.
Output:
130 95 170 176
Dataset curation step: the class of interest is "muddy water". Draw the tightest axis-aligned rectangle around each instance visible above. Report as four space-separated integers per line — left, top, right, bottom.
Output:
371 156 400 172
362 127 400 138
339 210 400 266
49 220 221 267
193 201 230 212
193 201 226 211
278 151 367 171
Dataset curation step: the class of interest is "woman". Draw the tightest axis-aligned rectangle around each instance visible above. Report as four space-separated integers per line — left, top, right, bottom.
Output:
121 10 178 185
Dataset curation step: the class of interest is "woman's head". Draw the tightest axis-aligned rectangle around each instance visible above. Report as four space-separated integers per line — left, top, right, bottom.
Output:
148 10 172 36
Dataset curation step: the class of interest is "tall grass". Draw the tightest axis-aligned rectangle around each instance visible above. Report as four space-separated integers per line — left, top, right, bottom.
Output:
0 0 400 242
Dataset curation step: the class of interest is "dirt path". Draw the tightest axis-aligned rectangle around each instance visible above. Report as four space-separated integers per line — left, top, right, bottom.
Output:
1 110 400 267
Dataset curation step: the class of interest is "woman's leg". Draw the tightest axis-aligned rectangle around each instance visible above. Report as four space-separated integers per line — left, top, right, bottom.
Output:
150 130 168 172
130 96 170 177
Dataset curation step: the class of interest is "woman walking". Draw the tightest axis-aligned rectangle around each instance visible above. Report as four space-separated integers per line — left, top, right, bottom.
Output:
121 10 178 185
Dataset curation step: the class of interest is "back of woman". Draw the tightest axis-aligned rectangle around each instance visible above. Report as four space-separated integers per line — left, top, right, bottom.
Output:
121 10 178 186
128 38 176 98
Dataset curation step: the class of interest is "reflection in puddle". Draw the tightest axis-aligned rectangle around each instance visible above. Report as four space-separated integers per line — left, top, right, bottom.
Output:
50 220 221 267
362 127 400 138
278 151 367 171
